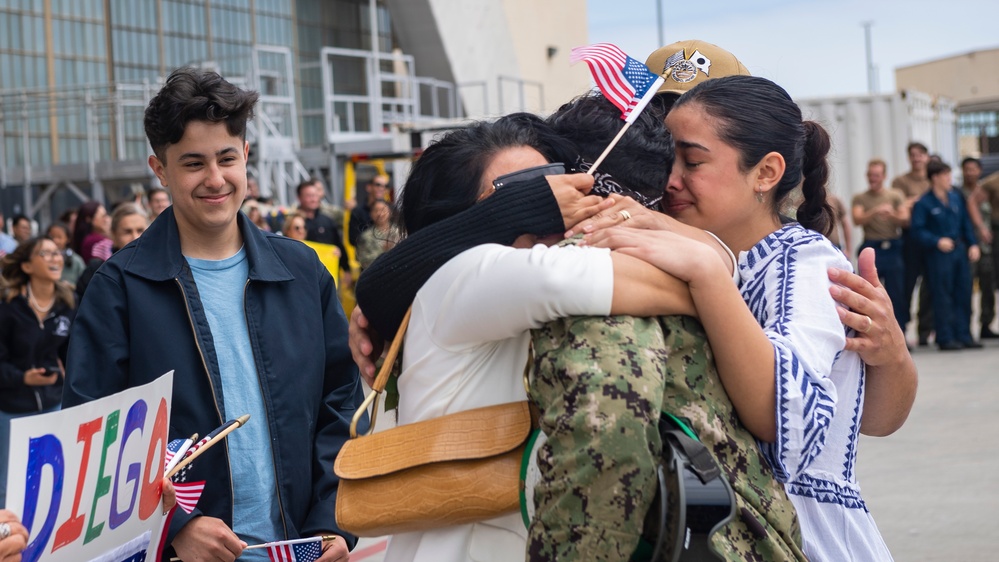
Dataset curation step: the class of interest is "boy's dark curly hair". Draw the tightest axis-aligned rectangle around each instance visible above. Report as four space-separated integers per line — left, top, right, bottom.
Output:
144 67 259 159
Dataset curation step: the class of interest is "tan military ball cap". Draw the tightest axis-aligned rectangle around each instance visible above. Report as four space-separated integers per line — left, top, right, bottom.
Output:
645 39 750 95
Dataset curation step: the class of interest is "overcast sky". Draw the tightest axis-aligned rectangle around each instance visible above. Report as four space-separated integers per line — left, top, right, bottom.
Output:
587 0 999 100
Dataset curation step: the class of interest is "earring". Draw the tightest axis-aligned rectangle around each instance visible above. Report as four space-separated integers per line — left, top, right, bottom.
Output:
755 185 764 203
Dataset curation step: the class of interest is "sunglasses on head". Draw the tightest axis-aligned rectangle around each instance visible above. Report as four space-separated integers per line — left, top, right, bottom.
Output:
492 163 565 190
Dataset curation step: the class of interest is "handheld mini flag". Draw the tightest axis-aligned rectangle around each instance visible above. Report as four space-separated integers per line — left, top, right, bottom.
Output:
159 418 250 561
570 43 666 174
163 434 195 476
266 537 324 562
570 43 665 124
163 437 206 514
166 414 250 479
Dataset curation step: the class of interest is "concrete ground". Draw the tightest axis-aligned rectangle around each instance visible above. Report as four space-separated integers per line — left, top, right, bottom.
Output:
352 301 999 561
858 337 999 561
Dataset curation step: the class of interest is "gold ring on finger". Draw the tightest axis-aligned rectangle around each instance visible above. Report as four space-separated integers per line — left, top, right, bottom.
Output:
619 210 632 221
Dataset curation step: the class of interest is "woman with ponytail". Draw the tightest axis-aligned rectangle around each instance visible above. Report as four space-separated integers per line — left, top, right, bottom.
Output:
588 75 892 561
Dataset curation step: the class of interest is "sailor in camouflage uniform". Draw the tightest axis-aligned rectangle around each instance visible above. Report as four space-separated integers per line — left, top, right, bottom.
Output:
527 312 806 561
526 91 804 561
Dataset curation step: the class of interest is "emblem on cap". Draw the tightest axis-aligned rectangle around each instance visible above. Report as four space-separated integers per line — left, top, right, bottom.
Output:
662 48 713 83
689 49 711 74
670 60 697 82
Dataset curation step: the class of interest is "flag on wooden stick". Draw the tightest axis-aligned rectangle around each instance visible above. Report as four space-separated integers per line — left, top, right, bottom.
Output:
570 43 666 174
265 537 324 562
570 43 665 124
163 437 205 514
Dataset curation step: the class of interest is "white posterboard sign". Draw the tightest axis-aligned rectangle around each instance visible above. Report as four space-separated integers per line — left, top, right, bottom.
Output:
6 371 174 562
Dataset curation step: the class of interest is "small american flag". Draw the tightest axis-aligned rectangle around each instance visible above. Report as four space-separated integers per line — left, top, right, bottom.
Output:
184 433 213 457
267 537 324 562
163 438 192 473
164 437 206 514
570 43 664 123
172 480 206 514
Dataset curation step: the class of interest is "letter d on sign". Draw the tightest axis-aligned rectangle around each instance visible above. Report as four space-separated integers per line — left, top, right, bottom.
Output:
22 434 65 562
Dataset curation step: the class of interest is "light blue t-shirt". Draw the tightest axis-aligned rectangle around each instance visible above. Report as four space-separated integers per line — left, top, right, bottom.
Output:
187 248 279 559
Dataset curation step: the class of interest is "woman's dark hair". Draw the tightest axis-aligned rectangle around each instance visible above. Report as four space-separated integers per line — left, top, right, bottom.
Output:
144 67 259 160
46 222 71 240
58 208 76 226
398 114 575 235
547 93 672 208
650 92 682 116
926 159 951 181
674 75 834 235
71 201 102 255
369 199 393 223
1 237 75 307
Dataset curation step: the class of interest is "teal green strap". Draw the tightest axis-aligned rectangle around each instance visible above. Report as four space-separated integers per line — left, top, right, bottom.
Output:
662 411 699 441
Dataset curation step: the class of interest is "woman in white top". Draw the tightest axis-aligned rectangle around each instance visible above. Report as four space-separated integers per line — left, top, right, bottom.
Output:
382 116 708 562
588 75 893 561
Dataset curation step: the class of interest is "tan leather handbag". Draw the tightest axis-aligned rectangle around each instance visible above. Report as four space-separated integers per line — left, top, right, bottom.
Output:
334 307 535 537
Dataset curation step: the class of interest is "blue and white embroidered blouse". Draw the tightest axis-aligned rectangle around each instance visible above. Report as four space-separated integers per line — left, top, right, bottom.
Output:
738 224 893 561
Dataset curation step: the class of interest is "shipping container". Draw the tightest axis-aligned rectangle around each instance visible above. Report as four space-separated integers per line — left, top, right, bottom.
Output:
797 90 958 257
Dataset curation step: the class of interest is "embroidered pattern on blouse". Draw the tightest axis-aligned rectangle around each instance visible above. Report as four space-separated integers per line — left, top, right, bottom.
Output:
842 365 865 481
787 474 868 511
741 226 836 482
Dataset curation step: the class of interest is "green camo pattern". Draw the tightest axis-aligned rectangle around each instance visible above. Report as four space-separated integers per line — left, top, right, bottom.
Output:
525 314 805 562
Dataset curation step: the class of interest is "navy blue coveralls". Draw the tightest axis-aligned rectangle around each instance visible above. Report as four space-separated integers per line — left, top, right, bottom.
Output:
911 188 979 346
859 237 906 328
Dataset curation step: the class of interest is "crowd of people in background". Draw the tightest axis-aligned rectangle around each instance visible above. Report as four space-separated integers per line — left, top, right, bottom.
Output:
848 142 999 351
0 164 396 293
5 138 994 358
235 173 398 285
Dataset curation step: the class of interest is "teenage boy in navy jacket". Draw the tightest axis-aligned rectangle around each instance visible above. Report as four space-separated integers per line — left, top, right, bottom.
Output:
64 67 364 562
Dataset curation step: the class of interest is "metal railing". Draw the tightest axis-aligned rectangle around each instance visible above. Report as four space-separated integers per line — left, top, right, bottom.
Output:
0 45 313 219
319 46 461 141
497 75 545 115
1 43 548 221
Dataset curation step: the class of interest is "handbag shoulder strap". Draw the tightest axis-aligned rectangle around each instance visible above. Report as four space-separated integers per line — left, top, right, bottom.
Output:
350 306 412 438
371 306 412 393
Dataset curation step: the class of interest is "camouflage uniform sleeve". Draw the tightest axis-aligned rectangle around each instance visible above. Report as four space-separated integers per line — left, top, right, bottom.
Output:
355 228 380 270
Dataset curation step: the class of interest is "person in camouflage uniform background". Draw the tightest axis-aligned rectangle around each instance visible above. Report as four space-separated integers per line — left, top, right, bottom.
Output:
527 312 806 562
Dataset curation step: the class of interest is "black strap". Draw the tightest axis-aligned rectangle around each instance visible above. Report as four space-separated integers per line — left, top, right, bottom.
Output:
662 428 721 485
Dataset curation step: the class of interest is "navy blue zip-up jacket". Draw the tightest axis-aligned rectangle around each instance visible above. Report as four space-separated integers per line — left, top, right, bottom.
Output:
63 207 365 557
911 188 978 250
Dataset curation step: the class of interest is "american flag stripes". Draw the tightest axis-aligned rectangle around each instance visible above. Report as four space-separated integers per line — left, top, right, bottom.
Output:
663 49 686 73
266 537 324 562
172 480 206 514
163 437 206 514
570 43 664 123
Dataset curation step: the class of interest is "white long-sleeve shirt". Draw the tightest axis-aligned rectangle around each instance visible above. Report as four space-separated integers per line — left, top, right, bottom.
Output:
386 243 614 562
